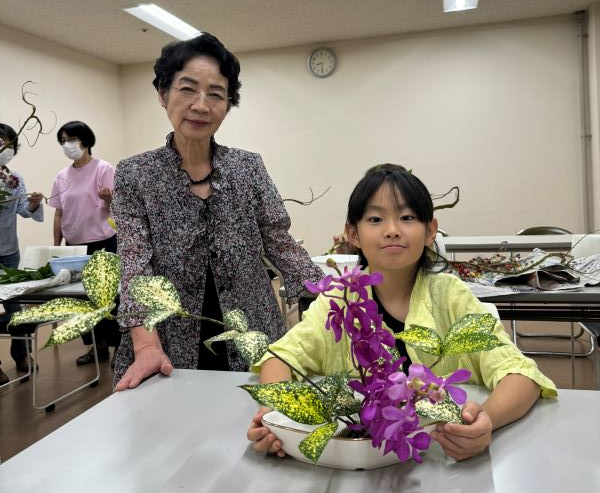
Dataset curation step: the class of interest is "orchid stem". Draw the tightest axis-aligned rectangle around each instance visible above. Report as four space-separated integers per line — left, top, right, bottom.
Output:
266 349 327 397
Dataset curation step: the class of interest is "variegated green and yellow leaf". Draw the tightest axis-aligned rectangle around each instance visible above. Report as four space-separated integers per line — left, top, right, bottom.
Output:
442 313 503 355
204 330 239 354
315 373 360 418
416 397 463 424
130 276 183 313
8 298 97 327
82 250 120 308
442 332 504 356
233 331 269 366
240 382 328 424
142 310 178 331
396 325 443 356
223 309 249 333
43 306 112 347
298 422 338 463
444 313 497 344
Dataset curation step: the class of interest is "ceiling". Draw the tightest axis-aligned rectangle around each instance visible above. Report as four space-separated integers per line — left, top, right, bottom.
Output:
0 0 594 64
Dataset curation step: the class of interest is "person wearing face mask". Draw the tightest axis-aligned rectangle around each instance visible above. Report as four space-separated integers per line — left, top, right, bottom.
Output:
0 123 44 386
48 120 121 367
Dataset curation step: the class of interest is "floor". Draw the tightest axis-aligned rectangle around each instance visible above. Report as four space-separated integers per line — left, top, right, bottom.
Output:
1 289 598 463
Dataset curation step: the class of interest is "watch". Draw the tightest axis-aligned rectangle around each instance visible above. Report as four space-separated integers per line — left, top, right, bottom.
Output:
308 47 336 78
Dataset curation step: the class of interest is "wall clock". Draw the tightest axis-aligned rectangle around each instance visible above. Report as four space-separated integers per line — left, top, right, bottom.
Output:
308 47 336 78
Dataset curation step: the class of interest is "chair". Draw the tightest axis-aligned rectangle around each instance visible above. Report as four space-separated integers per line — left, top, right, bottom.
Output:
0 245 99 410
511 227 596 358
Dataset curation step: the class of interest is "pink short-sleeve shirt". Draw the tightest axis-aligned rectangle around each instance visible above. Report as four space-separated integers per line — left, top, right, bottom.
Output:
48 158 115 244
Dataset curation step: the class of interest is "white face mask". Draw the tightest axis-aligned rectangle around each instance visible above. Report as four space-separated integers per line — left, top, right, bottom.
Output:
62 141 84 161
0 148 15 166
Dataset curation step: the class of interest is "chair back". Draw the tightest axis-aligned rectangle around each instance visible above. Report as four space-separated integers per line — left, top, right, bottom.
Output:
516 226 571 235
19 246 88 270
571 234 600 258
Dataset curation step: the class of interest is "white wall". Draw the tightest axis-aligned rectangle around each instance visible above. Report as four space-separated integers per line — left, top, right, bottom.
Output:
0 24 125 252
121 16 585 256
3 15 588 257
588 4 600 233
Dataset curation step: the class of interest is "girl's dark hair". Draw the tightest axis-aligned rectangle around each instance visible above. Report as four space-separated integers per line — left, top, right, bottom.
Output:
57 121 96 155
152 32 241 108
347 163 447 273
0 123 19 156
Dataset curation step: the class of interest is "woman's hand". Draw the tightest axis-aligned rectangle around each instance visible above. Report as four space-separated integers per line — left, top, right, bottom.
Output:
114 345 173 392
429 401 493 461
27 192 43 211
246 407 285 457
98 187 113 204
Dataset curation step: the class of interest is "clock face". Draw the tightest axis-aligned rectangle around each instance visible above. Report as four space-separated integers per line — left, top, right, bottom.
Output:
308 48 336 78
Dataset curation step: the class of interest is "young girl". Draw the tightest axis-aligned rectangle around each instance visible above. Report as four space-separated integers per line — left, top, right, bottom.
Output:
247 164 556 461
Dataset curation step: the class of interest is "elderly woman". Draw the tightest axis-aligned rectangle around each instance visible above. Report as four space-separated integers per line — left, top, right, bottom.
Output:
112 33 322 390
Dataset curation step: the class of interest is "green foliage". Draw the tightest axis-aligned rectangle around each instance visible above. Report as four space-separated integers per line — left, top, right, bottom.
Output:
223 309 249 332
129 276 184 329
233 332 270 367
416 395 463 424
396 312 504 357
397 325 443 356
10 250 120 347
0 262 53 284
299 422 339 463
240 382 328 425
82 250 120 308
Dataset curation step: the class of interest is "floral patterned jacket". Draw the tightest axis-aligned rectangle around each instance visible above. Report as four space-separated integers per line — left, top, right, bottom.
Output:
111 134 322 381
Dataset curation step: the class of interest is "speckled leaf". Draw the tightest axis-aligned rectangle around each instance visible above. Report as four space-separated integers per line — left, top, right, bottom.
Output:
9 298 98 327
416 397 464 424
234 331 269 366
442 332 504 356
442 313 504 355
223 309 249 333
396 325 443 356
204 330 239 354
82 250 120 308
239 382 328 425
316 373 361 418
43 306 113 347
129 276 182 314
142 310 178 331
298 422 338 463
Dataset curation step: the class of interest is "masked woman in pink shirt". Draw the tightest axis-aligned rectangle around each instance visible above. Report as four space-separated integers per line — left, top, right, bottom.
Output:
48 120 120 367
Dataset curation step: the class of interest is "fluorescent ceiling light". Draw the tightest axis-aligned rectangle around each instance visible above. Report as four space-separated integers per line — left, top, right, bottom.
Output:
124 3 201 40
443 0 479 13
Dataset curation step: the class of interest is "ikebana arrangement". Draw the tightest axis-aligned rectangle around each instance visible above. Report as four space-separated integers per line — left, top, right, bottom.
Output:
9 250 504 466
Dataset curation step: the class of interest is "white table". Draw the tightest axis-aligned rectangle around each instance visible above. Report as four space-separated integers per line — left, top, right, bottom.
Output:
0 370 597 493
443 235 572 253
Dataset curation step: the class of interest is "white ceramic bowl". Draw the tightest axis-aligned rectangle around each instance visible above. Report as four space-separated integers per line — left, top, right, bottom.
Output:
311 254 360 276
49 255 92 276
261 411 400 470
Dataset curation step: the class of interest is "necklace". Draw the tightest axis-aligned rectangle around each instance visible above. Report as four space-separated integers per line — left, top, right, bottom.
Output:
185 167 214 186
190 170 213 185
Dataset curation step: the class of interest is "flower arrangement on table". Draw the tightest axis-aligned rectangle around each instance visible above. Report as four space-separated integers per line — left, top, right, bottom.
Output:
9 250 504 466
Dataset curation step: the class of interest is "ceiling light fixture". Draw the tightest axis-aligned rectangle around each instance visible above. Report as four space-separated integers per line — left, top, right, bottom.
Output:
124 3 201 40
443 0 479 13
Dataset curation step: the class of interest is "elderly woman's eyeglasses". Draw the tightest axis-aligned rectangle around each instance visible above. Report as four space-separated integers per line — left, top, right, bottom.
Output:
172 85 231 105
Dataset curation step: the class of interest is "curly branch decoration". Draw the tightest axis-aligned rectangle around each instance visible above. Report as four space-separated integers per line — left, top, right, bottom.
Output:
432 186 460 211
0 81 56 154
284 186 331 206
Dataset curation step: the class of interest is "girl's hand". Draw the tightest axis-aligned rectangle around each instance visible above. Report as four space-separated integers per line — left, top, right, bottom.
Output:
246 407 286 457
114 345 173 391
430 401 493 461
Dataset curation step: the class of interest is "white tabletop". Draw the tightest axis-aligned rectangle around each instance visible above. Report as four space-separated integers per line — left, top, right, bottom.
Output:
443 235 572 252
0 370 597 493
